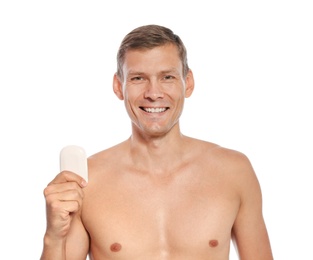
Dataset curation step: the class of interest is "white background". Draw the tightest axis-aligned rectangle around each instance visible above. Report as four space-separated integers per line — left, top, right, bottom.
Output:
1 1 312 259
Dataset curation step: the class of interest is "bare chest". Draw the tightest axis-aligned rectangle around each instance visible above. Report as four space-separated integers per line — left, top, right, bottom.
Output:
83 170 239 259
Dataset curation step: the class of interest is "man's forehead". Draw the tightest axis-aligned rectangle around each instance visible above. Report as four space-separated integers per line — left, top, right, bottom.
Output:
122 46 182 71
126 67 181 76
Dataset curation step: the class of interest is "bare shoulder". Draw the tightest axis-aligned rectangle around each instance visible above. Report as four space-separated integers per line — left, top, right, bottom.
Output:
187 137 256 181
86 140 128 176
189 137 262 208
88 140 128 159
189 137 252 165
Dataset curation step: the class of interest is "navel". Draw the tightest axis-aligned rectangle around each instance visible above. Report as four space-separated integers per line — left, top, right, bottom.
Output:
209 239 219 248
110 243 122 252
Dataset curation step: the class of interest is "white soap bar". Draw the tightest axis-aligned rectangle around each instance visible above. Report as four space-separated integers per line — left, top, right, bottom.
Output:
60 145 88 181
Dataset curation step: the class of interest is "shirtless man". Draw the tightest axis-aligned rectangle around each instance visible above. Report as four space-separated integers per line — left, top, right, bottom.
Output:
41 24 273 260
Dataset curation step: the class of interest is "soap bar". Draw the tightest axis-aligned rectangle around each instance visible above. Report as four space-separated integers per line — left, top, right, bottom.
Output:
60 145 88 181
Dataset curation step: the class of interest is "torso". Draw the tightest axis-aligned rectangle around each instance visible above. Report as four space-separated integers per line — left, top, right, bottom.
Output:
82 137 242 259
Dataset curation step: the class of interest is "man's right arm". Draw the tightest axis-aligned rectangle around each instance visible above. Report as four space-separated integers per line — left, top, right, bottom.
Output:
40 171 89 260
41 236 66 260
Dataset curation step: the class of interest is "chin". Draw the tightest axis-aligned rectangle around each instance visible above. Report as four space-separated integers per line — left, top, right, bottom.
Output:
144 125 173 137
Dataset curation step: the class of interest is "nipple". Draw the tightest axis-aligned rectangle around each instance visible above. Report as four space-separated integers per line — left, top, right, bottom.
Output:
209 240 219 247
110 243 122 252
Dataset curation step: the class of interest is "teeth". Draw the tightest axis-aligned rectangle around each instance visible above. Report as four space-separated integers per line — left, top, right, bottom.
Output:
143 107 167 113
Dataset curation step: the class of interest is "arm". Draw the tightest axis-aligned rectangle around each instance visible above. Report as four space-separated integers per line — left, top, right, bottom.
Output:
231 155 273 260
40 171 89 260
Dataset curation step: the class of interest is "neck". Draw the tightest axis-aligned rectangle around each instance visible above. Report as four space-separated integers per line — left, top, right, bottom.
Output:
128 123 188 174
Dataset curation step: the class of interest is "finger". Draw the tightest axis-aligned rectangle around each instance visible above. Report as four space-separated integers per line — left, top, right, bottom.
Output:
50 199 82 214
46 190 84 212
48 171 87 188
44 182 84 202
46 200 82 225
60 200 81 214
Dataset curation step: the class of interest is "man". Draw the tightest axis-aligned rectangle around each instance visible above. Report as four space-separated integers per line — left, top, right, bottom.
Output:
41 24 273 259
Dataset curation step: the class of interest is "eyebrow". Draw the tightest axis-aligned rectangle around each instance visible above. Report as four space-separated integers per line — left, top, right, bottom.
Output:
127 68 180 76
127 71 145 76
160 68 180 75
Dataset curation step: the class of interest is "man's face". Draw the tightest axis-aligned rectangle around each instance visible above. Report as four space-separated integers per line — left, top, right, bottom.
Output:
114 43 194 137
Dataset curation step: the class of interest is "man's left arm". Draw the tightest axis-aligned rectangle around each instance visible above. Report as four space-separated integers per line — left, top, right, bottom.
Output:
231 155 273 260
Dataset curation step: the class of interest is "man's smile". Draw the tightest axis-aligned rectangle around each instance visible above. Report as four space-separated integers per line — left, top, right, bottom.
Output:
140 107 169 113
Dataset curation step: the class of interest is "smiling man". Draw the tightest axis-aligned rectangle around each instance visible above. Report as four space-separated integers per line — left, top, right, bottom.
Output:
41 25 273 260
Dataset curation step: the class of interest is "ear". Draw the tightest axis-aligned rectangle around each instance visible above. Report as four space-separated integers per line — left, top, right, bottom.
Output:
184 69 195 98
113 73 124 100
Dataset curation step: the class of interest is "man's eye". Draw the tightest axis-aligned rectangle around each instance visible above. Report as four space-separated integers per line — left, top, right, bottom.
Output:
164 75 174 80
131 76 143 81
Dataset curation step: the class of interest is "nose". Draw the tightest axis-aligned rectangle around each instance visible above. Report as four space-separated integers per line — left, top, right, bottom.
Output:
144 80 164 100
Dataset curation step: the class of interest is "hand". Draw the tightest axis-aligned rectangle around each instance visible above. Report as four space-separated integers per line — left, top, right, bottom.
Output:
43 171 88 241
